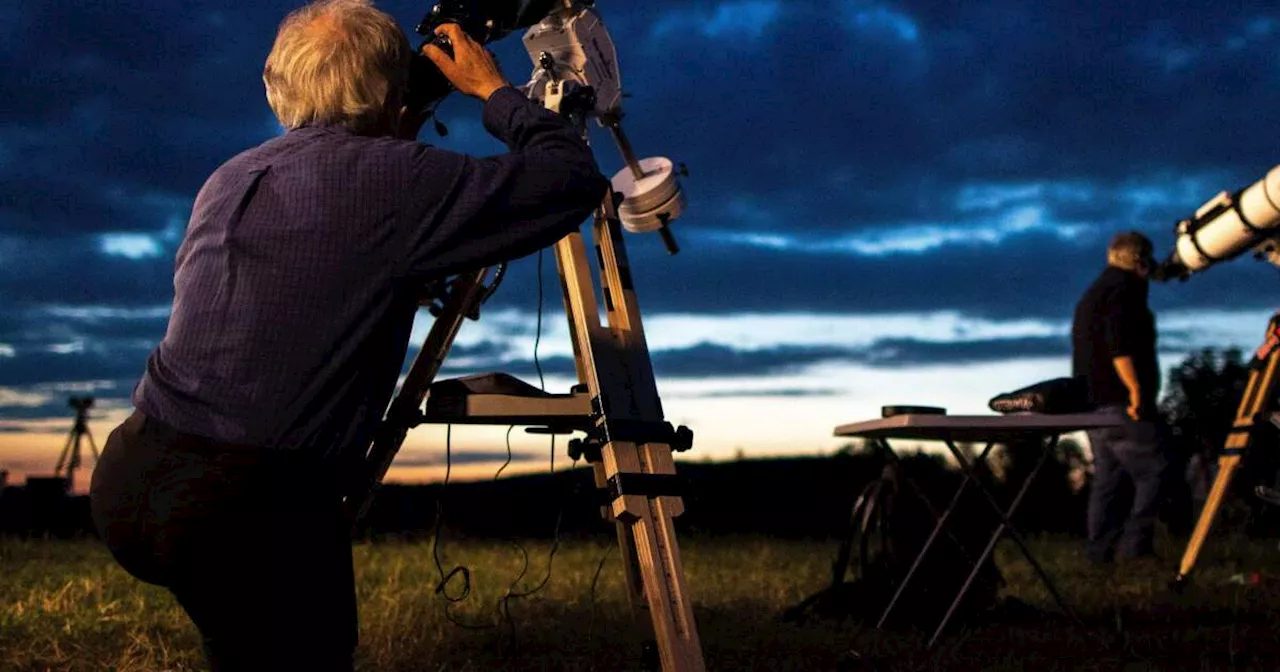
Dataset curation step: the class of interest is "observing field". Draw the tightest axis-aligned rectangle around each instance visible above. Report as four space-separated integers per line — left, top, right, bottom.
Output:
2 532 1279 671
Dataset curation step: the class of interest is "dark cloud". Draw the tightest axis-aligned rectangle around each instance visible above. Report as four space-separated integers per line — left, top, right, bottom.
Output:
652 342 852 378
691 388 843 398
612 227 1272 319
0 423 69 436
388 450 543 467
446 340 513 360
429 331 1226 385
0 237 176 308
0 379 134 424
10 0 1277 242
598 1 1280 234
865 336 1068 366
0 327 1242 425
438 337 1067 382
2 0 1275 425
0 346 150 387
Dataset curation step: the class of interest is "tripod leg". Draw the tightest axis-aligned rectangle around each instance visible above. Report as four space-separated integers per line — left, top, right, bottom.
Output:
583 454 646 607
85 430 100 462
603 440 703 672
1176 454 1242 583
55 428 75 478
1174 318 1280 585
831 482 873 588
68 432 82 493
550 199 705 669
348 268 491 527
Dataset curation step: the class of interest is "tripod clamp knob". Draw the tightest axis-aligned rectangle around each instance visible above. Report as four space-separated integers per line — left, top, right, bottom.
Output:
569 423 693 459
567 437 599 463
672 425 694 452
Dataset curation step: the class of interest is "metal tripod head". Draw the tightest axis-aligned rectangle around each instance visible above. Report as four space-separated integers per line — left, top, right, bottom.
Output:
68 396 94 429
415 1 691 322
520 1 690 254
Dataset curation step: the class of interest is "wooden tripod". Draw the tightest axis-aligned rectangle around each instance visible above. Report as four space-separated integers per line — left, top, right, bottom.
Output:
1173 312 1280 587
344 151 706 671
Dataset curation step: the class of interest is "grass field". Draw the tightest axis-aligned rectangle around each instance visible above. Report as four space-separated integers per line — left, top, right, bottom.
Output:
2 531 1279 671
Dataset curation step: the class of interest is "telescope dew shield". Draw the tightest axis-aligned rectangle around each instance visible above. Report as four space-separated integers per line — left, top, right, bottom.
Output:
1168 164 1280 276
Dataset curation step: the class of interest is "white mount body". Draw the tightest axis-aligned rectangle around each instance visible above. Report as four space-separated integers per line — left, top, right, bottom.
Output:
522 4 622 119
521 2 687 236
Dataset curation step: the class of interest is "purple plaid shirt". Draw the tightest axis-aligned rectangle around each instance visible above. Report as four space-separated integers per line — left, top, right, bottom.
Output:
133 87 607 461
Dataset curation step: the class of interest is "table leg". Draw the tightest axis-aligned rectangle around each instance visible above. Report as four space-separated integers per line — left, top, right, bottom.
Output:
874 438 996 629
928 436 1080 647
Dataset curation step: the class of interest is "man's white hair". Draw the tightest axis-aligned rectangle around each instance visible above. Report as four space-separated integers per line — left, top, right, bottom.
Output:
263 0 412 133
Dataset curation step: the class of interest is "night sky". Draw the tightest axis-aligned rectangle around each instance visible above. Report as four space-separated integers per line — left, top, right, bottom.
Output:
3 0 1279 487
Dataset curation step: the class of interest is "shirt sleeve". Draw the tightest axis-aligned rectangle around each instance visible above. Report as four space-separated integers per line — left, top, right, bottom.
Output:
396 86 610 280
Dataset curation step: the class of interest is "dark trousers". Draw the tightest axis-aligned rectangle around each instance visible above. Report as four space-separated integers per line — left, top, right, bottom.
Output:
89 411 357 671
1085 405 1171 562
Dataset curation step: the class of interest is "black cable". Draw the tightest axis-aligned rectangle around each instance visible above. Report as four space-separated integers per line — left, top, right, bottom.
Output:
432 243 599 659
430 425 497 631
496 436 569 656
533 248 546 392
492 425 532 655
495 425 515 481
524 239 614 667
494 252 562 656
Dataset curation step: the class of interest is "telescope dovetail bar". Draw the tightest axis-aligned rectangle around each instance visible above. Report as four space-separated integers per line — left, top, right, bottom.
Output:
346 2 706 669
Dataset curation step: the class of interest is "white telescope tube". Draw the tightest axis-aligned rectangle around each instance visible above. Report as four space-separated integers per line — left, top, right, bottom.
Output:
1167 165 1280 276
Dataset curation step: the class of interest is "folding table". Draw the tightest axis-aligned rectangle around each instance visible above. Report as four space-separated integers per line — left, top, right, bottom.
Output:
832 411 1124 647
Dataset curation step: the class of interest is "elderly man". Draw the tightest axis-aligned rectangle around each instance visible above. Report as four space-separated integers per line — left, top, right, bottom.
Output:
1071 231 1171 565
88 1 607 669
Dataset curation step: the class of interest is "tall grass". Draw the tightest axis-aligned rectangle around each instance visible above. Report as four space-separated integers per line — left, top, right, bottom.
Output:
2 532 1278 671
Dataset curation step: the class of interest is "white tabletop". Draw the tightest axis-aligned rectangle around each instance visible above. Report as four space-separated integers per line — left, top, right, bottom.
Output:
833 412 1125 443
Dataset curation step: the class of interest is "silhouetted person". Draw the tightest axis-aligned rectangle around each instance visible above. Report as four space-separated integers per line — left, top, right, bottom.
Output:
88 1 606 670
1072 231 1171 564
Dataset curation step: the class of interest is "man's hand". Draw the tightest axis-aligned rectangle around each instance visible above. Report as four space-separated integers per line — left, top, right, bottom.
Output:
1113 355 1144 421
422 23 508 102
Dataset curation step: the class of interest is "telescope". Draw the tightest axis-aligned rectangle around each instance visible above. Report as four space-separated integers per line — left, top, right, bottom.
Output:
405 0 688 252
1154 165 1280 281
404 0 560 114
1155 163 1280 590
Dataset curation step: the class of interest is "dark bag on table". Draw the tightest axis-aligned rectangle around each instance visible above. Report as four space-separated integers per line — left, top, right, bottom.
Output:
988 376 1089 414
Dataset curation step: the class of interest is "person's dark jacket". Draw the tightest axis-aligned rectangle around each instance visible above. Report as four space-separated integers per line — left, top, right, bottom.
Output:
1071 266 1159 412
133 86 608 463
